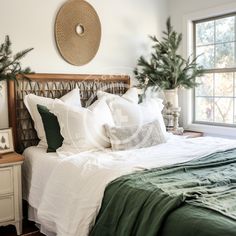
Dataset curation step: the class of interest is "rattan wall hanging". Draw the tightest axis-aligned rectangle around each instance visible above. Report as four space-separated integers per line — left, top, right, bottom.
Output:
55 0 101 66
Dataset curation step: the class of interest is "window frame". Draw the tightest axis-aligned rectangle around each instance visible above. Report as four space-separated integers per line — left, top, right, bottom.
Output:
181 2 236 138
193 12 236 127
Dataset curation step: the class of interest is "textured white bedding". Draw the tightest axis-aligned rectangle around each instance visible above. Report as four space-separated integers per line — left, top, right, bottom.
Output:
23 136 236 236
22 146 62 207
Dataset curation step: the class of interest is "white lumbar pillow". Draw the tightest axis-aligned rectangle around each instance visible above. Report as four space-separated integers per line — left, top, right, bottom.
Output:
105 120 167 151
51 99 113 156
24 88 82 147
107 98 167 137
97 87 139 104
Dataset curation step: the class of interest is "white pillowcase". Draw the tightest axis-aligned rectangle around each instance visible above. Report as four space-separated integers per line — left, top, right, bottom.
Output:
88 99 114 127
97 87 139 104
105 120 167 151
24 88 82 147
60 88 81 107
51 99 113 155
107 98 167 137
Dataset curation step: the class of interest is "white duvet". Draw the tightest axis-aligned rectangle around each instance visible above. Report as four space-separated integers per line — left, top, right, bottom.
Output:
24 136 236 236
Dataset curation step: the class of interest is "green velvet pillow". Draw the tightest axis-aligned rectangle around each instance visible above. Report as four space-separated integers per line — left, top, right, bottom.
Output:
37 104 63 152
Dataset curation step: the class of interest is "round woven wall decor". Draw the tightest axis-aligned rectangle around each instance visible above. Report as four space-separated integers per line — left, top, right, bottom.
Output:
55 0 101 66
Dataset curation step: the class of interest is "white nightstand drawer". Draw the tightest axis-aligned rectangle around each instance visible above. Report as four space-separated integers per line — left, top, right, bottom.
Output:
0 167 13 195
0 153 24 235
0 196 14 222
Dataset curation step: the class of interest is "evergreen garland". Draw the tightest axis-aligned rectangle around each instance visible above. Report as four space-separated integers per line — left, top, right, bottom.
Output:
0 35 33 87
134 17 204 93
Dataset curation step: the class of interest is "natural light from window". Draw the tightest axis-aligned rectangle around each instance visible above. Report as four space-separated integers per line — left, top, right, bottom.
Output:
194 14 236 126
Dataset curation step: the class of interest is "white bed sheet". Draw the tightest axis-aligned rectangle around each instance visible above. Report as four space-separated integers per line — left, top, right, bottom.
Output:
22 146 63 208
22 136 236 236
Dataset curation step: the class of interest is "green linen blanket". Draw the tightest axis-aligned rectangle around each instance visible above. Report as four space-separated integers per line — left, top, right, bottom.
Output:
90 148 236 236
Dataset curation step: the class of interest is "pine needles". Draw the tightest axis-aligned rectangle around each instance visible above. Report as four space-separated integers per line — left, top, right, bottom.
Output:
134 17 204 92
0 35 33 85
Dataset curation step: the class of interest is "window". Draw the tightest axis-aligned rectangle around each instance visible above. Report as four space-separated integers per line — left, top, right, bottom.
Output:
194 14 236 126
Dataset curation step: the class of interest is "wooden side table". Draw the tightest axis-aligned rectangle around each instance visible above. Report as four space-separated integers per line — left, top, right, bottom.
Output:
180 130 203 138
182 130 204 138
169 130 203 138
0 152 24 235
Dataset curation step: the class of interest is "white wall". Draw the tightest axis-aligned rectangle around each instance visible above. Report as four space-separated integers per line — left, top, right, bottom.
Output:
0 0 168 128
167 0 236 128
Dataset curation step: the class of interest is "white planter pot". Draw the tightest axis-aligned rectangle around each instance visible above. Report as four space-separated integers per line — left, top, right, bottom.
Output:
163 89 178 108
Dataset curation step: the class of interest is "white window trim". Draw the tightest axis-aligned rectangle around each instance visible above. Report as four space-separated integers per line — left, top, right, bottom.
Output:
182 2 236 138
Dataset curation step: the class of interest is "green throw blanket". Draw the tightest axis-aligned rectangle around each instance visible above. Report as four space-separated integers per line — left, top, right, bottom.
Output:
90 148 236 236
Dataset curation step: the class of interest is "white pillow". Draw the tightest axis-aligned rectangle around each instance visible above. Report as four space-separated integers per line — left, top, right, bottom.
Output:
51 99 113 156
24 88 82 147
105 120 167 151
97 87 139 104
107 98 167 137
60 88 81 107
88 99 114 127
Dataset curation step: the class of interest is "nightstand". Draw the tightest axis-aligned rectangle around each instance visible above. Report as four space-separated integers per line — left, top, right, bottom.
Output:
0 152 24 235
169 130 203 138
182 130 204 138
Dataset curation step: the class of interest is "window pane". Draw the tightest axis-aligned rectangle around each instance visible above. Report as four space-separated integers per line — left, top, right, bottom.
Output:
215 42 235 68
195 74 213 96
196 21 214 46
195 97 214 122
214 98 233 123
215 73 233 97
216 16 235 43
196 45 214 69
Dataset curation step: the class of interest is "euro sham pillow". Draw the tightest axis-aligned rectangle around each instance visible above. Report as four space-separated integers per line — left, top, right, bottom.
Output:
37 104 63 153
50 99 114 156
97 87 139 104
24 88 82 147
107 98 167 137
60 88 81 107
105 120 167 151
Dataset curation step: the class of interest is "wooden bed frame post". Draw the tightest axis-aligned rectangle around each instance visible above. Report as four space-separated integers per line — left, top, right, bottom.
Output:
8 80 17 150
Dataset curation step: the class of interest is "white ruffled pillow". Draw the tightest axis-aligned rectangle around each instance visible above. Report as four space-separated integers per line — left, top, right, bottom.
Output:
107 98 167 137
51 99 114 156
24 88 82 147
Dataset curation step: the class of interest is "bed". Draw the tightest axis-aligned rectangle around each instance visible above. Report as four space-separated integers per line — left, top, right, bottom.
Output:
8 74 236 236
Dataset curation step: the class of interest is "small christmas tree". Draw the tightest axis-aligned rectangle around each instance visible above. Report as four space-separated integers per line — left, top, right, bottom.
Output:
1 136 6 144
0 35 33 89
134 17 204 95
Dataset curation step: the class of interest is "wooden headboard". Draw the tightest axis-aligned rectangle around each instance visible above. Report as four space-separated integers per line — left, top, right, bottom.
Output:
8 73 130 153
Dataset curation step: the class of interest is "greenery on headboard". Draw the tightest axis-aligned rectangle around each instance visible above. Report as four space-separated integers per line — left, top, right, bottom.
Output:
0 35 33 89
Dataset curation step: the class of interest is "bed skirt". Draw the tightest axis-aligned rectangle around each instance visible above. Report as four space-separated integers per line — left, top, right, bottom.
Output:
28 205 55 236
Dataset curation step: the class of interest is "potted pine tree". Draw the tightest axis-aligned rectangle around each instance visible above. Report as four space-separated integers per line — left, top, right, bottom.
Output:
134 17 204 108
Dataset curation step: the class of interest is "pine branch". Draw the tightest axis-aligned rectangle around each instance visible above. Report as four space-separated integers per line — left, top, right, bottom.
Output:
0 35 34 83
134 17 204 92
